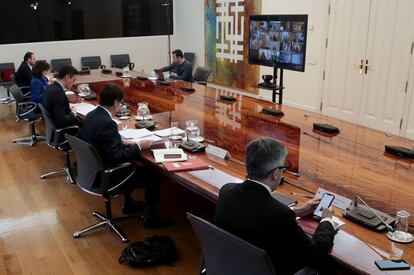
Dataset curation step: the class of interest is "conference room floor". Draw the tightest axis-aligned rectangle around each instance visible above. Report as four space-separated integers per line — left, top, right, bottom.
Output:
0 103 213 274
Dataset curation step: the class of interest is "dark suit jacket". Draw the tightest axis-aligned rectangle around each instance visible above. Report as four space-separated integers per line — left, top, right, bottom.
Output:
161 59 193 82
80 106 141 167
215 180 336 275
15 61 32 91
42 81 80 129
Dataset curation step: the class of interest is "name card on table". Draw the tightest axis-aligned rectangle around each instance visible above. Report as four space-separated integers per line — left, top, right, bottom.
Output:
315 188 352 211
205 144 231 159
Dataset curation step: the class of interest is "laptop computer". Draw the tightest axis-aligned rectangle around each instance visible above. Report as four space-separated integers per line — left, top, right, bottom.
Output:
154 69 166 81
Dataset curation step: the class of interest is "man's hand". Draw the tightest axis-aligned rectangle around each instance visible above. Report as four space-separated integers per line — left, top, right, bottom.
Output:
137 139 152 150
294 198 320 217
122 139 136 146
322 206 333 219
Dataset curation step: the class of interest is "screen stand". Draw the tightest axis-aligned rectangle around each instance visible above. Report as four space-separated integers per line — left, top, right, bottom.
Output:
272 67 284 104
257 67 285 104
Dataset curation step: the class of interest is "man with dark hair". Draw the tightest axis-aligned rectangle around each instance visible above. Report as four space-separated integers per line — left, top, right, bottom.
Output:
80 84 174 228
158 49 194 82
15 51 36 92
42 65 81 128
215 137 337 275
31 60 50 103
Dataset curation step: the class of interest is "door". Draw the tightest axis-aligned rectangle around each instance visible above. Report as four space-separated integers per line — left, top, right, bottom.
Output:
359 0 414 135
322 0 371 123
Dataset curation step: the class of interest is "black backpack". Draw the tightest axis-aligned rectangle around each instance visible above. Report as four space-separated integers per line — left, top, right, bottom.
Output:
119 235 177 267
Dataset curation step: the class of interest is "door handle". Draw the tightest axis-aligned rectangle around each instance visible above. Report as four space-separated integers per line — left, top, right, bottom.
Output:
363 59 369 74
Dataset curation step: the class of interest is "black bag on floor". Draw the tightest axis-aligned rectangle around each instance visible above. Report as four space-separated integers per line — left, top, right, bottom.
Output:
119 235 177 267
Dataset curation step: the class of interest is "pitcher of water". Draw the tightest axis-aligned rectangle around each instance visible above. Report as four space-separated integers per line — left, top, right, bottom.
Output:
137 102 150 120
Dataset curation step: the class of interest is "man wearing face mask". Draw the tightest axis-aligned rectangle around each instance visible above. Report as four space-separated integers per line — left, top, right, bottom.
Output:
215 137 337 275
42 65 81 128
80 84 174 228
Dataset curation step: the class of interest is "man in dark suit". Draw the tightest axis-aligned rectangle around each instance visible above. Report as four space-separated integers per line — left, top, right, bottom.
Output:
159 49 194 82
215 137 337 275
80 83 174 228
42 65 81 128
15 52 36 93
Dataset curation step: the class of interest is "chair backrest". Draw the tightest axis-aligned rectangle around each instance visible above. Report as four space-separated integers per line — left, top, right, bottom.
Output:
51 58 72 72
10 73 16 84
111 54 130 68
38 103 58 147
184 52 195 65
81 56 102 70
8 84 25 104
65 134 105 194
187 213 276 275
0 62 14 70
194 66 212 83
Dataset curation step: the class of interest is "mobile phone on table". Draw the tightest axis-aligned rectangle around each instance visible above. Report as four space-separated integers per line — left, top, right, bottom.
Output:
313 193 335 218
375 259 410 270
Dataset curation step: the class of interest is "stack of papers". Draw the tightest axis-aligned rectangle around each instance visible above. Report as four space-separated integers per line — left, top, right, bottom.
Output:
70 103 96 116
152 148 187 163
119 128 162 143
152 128 185 137
119 128 152 139
188 168 243 189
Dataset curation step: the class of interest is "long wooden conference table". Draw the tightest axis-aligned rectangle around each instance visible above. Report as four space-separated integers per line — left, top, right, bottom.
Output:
74 70 414 274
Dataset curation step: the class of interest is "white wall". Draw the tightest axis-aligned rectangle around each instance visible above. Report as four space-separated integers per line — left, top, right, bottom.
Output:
171 0 205 69
0 36 170 74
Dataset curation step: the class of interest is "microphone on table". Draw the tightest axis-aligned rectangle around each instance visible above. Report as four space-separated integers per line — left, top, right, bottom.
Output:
384 133 414 159
354 195 394 232
304 113 340 134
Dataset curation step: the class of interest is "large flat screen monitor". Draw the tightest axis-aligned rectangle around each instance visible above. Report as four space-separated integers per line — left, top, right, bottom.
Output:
249 14 308 72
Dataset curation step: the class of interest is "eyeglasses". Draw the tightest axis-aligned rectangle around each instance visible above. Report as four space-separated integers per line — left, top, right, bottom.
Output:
266 165 289 176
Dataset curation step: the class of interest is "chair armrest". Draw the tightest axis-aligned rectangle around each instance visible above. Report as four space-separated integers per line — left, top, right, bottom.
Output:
99 65 106 69
56 125 80 147
294 266 319 275
81 66 90 71
104 162 134 174
103 163 136 194
18 101 37 117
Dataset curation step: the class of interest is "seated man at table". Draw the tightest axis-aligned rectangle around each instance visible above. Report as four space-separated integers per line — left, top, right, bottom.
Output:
158 49 193 82
215 137 337 275
15 51 36 93
81 83 174 228
43 65 82 128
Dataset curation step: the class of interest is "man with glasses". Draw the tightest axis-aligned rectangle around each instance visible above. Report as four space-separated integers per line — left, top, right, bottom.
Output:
215 137 337 275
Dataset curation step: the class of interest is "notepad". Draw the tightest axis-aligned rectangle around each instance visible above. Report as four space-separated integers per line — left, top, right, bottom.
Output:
188 168 243 189
70 102 96 116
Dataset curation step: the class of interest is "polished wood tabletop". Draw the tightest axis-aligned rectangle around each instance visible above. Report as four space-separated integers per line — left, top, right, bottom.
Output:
78 70 414 274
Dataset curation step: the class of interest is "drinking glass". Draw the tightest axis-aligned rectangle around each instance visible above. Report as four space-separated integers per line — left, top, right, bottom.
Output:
186 120 200 142
136 102 149 120
123 77 130 87
393 210 412 242
170 121 182 140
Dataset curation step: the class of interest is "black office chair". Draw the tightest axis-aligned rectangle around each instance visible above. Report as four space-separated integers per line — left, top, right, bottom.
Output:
110 54 134 69
81 56 105 70
10 73 31 98
184 52 195 65
38 104 79 184
193 66 212 86
51 58 72 72
0 62 15 102
9 85 45 146
187 213 319 275
65 133 137 242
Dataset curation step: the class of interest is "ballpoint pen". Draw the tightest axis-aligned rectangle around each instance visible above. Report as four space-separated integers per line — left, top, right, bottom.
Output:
290 192 314 199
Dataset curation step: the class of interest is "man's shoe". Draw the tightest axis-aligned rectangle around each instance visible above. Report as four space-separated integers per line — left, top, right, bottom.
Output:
144 215 175 229
122 200 146 215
